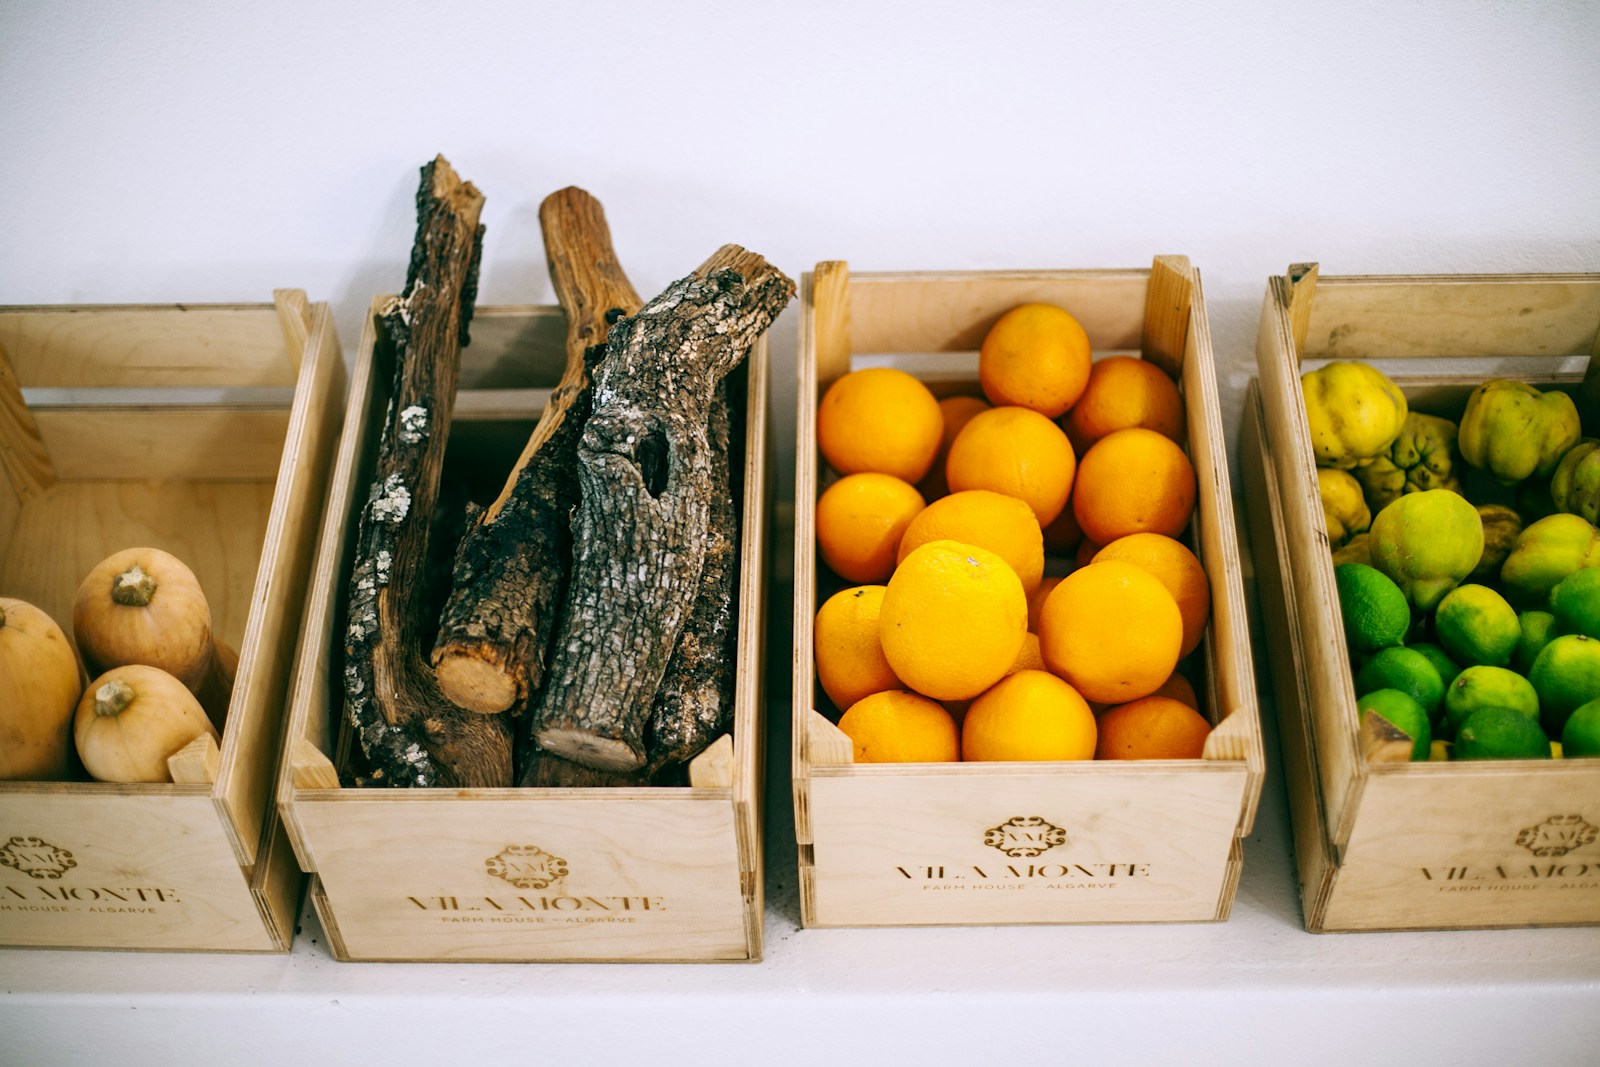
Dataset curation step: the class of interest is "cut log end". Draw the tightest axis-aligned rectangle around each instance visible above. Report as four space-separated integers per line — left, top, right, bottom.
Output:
534 727 645 774
432 648 520 715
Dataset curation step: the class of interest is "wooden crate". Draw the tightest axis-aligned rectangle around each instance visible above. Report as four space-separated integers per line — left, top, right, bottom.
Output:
277 300 769 963
1242 264 1600 932
0 292 345 951
792 261 1264 927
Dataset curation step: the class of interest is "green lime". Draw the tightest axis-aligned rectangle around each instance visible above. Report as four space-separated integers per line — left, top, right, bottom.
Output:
1433 583 1520 667
1550 566 1600 639
1562 698 1600 758
1529 633 1600 736
1455 706 1551 761
1513 610 1559 675
1356 689 1431 761
1443 665 1540 737
1409 642 1462 690
1355 647 1446 719
1334 563 1411 654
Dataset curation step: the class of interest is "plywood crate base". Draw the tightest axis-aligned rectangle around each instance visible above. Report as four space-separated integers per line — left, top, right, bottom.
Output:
0 293 344 951
278 301 768 963
793 262 1264 928
1242 265 1600 932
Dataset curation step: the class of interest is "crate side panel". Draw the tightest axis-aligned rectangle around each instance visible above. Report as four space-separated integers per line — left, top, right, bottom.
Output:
847 272 1148 354
1324 767 1600 930
295 795 749 961
0 307 296 387
0 481 274 651
806 766 1247 927
32 408 291 482
0 793 277 950
1304 275 1600 361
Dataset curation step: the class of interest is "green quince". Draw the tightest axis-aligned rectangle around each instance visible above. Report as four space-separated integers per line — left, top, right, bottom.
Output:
1551 439 1600 525
1332 532 1374 568
1458 379 1581 485
1500 513 1600 607
1369 489 1484 612
1317 468 1371 548
1353 411 1461 511
1301 361 1409 469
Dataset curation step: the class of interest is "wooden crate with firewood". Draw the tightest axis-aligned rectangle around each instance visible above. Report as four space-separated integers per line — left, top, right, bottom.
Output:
277 168 778 962
0 291 344 951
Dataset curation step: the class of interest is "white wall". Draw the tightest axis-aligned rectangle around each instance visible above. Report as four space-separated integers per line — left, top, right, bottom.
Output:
5 0 1596 487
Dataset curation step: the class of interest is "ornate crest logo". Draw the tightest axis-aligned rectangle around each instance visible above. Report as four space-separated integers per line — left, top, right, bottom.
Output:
1516 815 1598 858
984 816 1067 858
0 836 77 880
485 845 569 889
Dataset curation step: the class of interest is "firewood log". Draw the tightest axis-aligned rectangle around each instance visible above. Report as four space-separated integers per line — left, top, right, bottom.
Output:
529 246 793 773
430 187 642 716
342 156 513 788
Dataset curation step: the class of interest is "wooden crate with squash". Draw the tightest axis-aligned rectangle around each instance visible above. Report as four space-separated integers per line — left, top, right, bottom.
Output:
792 260 1264 928
1241 264 1600 932
0 292 344 951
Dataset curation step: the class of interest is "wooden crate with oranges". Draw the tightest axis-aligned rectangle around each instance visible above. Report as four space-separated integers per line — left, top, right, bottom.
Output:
792 260 1264 928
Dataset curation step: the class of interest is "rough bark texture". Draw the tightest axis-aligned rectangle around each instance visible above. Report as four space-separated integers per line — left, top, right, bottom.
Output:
430 188 642 716
644 381 739 771
529 246 793 773
342 156 513 788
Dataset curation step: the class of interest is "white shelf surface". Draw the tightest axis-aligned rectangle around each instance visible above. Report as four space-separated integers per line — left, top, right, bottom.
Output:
6 563 1600 1065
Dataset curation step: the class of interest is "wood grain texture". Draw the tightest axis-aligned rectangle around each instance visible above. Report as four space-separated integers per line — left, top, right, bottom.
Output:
0 338 55 501
1140 254 1192 378
792 266 1261 928
167 732 221 785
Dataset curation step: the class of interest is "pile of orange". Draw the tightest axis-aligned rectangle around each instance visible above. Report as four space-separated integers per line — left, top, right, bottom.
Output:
813 303 1214 765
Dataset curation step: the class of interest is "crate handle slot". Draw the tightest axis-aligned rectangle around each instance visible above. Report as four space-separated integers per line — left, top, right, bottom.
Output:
1141 255 1193 378
0 338 56 501
1285 262 1320 359
167 732 222 785
274 289 313 375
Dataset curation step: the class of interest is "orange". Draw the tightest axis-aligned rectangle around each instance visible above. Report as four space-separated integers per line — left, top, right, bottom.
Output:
918 395 991 500
978 303 1092 418
1071 427 1196 546
814 586 903 713
837 690 960 763
1037 560 1183 705
814 472 925 583
817 367 943 483
880 540 1028 701
1150 670 1201 711
1094 696 1212 760
1093 533 1211 657
1063 356 1185 452
1027 577 1064 632
896 489 1045 594
1005 632 1047 676
945 406 1076 527
962 670 1097 761
1074 539 1101 570
1042 503 1084 555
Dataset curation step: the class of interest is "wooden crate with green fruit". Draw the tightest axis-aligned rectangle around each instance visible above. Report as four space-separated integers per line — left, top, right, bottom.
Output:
1243 264 1600 932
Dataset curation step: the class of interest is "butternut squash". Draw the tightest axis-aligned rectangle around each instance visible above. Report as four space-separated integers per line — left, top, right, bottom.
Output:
0 597 84 780
72 547 232 730
73 664 218 783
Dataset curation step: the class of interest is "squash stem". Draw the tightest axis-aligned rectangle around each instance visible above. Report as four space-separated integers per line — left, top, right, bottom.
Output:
111 564 157 607
94 679 136 717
